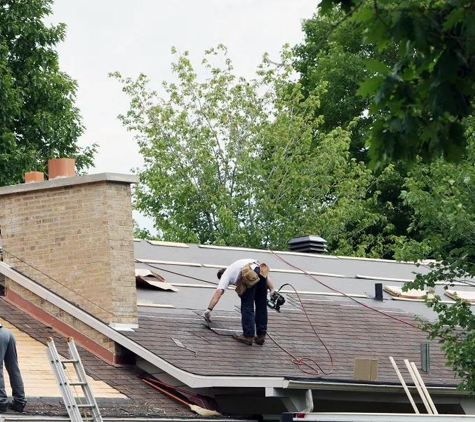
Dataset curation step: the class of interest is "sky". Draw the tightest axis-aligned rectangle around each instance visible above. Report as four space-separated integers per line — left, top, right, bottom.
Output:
50 0 318 231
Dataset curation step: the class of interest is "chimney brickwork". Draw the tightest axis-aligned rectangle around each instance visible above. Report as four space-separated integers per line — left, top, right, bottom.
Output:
0 174 138 355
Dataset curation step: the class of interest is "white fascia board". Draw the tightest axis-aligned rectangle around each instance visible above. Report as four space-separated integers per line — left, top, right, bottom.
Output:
0 262 283 389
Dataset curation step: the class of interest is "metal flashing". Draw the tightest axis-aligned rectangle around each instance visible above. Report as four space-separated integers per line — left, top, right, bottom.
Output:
198 244 269 253
339 256 411 264
146 240 189 248
108 322 138 331
137 303 175 308
136 258 202 267
356 274 413 283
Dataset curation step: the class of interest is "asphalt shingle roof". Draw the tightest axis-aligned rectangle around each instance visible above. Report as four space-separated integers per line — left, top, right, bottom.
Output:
125 301 456 386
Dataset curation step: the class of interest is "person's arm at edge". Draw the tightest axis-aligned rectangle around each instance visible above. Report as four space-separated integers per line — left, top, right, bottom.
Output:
207 288 224 311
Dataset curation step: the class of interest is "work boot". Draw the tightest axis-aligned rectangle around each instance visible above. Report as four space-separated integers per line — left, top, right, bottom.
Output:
232 333 253 346
8 401 26 413
254 334 266 345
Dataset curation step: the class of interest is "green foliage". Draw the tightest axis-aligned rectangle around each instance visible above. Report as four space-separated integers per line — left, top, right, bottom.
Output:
405 262 475 393
318 0 475 167
293 7 374 159
112 46 380 250
314 1 475 392
397 126 475 392
0 0 96 186
294 6 412 258
398 127 475 263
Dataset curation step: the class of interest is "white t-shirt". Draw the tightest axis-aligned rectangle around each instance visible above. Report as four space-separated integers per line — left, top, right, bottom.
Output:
217 258 259 291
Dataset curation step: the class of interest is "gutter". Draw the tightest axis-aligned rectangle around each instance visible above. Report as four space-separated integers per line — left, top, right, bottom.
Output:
283 380 464 396
0 262 283 389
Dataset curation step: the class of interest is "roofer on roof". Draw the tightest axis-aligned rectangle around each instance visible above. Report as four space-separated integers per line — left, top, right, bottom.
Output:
0 322 27 413
203 258 277 346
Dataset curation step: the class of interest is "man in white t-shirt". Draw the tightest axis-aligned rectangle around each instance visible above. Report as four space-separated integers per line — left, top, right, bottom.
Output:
203 258 276 346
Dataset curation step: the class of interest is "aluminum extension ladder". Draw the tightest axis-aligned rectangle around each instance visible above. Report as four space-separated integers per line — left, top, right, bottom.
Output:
46 337 103 422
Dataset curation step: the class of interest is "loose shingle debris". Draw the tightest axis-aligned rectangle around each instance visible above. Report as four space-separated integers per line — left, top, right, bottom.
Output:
135 268 178 291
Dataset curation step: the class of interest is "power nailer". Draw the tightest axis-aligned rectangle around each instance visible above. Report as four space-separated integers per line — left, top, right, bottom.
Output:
267 289 285 312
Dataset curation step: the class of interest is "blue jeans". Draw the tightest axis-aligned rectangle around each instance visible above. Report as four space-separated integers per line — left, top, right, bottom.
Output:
0 327 26 406
240 274 268 337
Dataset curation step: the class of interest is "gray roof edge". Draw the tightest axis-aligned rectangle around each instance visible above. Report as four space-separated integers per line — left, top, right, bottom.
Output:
0 262 283 389
0 173 139 196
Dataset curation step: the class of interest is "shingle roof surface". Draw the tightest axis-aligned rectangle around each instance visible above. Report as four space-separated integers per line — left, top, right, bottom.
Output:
125 302 456 386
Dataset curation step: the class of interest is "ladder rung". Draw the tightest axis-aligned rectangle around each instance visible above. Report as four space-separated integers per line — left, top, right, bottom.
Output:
62 359 79 364
77 404 95 409
69 382 87 386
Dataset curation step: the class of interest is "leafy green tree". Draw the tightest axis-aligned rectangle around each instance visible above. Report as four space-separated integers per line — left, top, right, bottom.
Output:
294 7 375 159
319 0 475 166
308 1 475 391
392 122 475 392
294 7 411 258
112 46 380 251
0 0 96 186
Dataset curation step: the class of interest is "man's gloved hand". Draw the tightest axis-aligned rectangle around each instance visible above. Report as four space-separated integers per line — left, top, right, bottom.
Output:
269 290 279 301
203 309 212 322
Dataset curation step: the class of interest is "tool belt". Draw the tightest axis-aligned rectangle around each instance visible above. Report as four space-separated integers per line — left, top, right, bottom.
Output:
235 263 269 297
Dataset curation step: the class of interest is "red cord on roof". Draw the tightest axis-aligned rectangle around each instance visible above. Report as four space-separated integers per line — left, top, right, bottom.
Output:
268 248 419 329
267 281 335 376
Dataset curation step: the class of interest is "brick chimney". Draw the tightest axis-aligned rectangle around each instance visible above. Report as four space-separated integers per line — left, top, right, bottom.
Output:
0 172 138 363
